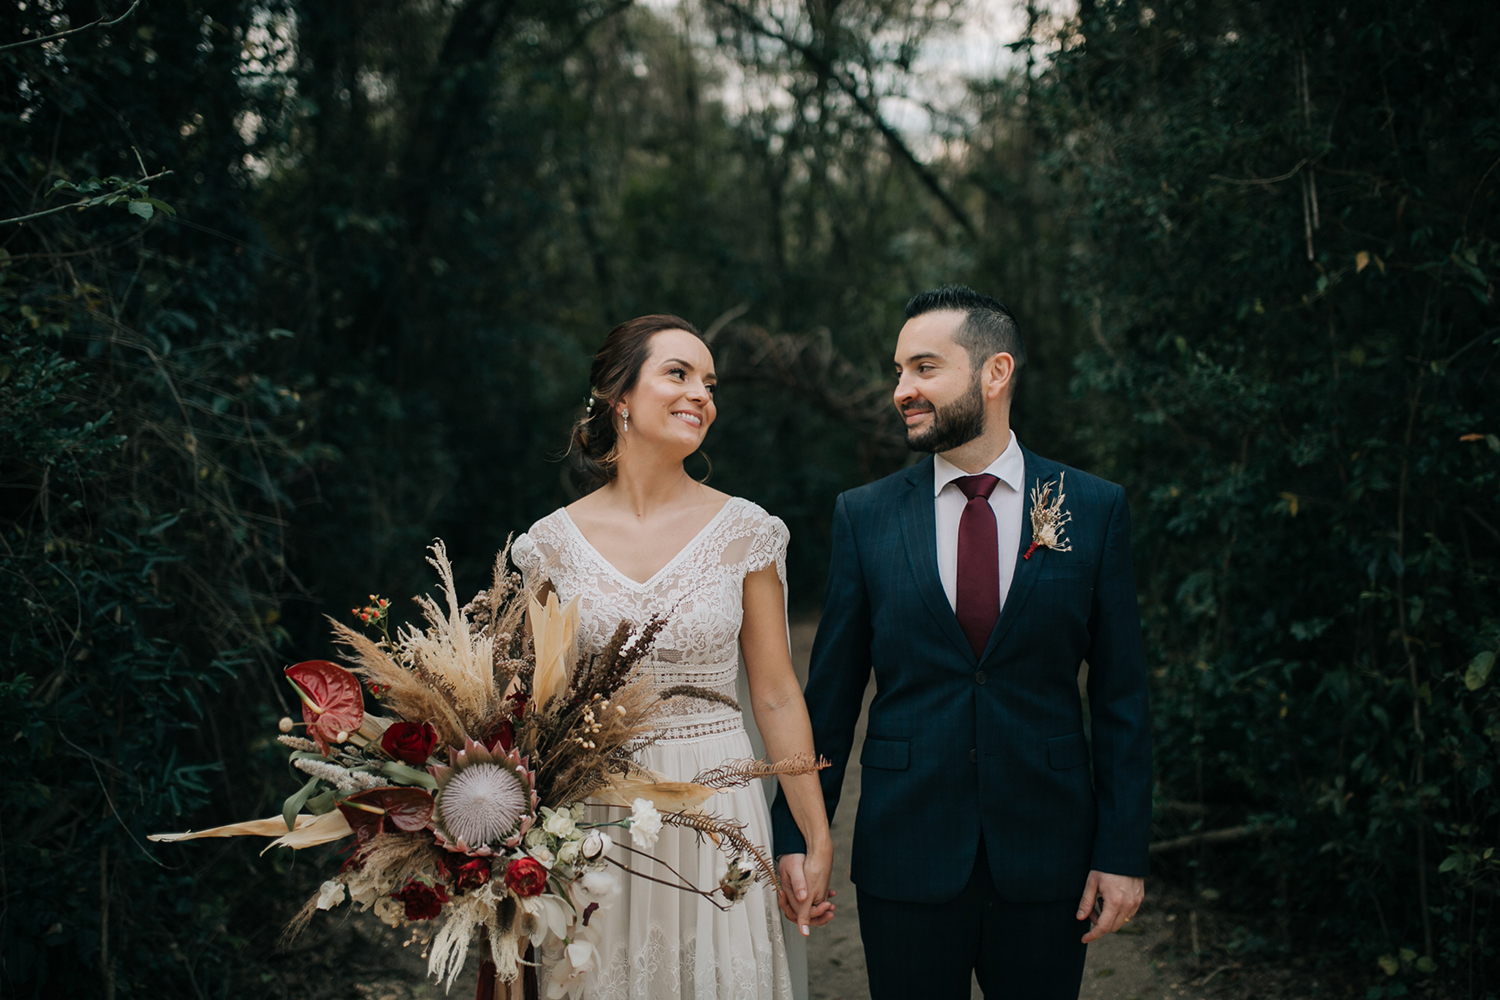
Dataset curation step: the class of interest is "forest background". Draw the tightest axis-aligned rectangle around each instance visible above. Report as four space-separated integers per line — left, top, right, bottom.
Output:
3 0 1497 997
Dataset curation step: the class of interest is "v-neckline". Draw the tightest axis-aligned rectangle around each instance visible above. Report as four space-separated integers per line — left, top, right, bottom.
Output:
559 497 740 590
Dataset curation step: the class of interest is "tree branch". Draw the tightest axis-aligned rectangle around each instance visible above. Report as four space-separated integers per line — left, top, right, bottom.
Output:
0 0 142 53
1149 824 1275 855
707 0 977 238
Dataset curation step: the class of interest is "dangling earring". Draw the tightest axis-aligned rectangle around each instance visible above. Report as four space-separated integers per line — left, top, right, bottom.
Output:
622 408 630 433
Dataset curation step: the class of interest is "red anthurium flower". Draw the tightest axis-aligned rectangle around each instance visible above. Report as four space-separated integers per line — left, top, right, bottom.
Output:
381 721 438 765
336 786 435 843
285 660 364 754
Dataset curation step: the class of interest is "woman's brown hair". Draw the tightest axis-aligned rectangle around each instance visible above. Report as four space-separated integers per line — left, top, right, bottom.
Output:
570 314 704 488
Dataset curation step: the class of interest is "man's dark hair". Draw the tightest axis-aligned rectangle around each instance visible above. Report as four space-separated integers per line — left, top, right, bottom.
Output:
905 285 1025 389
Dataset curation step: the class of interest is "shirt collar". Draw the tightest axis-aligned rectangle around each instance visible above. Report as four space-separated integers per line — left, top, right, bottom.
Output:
933 430 1023 497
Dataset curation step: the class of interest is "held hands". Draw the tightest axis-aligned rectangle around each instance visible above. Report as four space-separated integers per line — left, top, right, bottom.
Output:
1076 870 1145 943
776 846 836 936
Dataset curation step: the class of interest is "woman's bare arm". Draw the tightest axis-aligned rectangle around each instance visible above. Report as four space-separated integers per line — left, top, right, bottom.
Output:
740 564 835 934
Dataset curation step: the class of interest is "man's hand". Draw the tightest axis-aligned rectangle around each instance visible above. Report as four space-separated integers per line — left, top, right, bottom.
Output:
776 852 836 935
1075 870 1144 943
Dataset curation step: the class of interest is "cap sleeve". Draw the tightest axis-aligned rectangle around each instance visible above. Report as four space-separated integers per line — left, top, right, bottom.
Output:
746 513 790 591
511 533 543 591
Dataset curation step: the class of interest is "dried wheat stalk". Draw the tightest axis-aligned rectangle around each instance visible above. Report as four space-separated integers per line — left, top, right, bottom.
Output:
329 618 468 746
656 684 741 713
398 541 501 730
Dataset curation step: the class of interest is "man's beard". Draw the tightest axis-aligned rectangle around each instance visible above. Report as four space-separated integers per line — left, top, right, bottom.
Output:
903 376 986 453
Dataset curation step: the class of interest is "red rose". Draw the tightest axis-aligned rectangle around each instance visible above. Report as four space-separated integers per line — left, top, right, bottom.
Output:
451 858 492 894
381 721 438 765
392 878 449 921
489 692 529 751
454 859 491 893
504 857 548 898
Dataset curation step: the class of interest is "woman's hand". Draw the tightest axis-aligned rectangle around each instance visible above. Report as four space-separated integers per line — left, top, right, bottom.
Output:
775 846 836 934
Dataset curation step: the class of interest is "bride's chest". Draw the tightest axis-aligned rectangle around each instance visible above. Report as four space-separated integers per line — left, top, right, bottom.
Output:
552 541 751 655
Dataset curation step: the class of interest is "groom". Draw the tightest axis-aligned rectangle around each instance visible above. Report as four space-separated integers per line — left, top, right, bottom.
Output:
772 286 1152 999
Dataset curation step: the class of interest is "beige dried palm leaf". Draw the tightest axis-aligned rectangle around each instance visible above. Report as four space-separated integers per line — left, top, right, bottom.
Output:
527 589 579 711
147 814 327 843
594 777 718 811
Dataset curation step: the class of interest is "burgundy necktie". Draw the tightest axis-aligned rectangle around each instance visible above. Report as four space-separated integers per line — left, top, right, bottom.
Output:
954 474 1001 658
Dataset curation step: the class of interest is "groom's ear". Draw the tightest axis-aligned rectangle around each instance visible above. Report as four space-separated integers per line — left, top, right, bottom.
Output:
982 352 1017 401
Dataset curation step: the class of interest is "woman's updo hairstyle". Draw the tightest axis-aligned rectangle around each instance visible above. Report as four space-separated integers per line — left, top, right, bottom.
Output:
570 314 704 488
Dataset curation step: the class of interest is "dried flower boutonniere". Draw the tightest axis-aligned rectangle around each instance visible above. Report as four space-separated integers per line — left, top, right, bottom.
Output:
1023 472 1074 560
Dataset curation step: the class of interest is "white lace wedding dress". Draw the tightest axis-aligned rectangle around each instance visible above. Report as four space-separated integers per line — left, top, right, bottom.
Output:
512 497 795 1000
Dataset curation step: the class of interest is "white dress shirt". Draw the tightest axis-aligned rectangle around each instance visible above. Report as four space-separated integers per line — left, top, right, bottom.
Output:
934 431 1025 613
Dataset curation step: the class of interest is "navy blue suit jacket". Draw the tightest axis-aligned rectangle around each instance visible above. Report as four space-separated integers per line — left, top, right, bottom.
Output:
771 448 1152 903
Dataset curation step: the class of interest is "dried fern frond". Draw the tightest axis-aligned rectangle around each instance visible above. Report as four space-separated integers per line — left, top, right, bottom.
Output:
657 684 741 713
330 618 467 746
691 753 831 789
661 811 778 891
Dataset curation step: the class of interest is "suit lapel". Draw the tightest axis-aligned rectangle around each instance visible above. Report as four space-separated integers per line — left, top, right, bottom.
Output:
896 458 976 662
979 447 1053 664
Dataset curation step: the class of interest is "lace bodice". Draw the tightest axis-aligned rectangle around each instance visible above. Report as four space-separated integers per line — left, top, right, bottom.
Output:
512 497 789 742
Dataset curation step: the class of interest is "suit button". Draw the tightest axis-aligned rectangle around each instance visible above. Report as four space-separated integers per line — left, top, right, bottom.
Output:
969 749 978 763
974 670 988 685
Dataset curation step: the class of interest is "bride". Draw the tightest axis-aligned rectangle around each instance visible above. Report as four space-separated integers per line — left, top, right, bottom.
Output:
512 314 835 1000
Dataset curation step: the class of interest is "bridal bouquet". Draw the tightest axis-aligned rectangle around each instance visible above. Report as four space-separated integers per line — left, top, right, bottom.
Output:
151 541 823 999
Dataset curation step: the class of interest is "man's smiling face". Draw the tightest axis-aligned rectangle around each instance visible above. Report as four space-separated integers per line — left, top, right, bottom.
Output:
893 309 986 454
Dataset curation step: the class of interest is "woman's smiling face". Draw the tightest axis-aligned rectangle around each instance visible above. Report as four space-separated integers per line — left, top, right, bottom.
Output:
618 328 717 455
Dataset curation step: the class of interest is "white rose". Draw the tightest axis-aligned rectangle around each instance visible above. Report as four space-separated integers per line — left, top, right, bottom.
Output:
315 879 346 910
542 807 578 840
571 802 588 821
628 797 662 849
524 826 548 848
580 829 613 861
556 839 581 865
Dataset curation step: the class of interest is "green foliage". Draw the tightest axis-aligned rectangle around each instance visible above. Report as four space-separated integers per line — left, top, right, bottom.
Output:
2 4 321 994
5 0 1495 995
1027 0 1500 991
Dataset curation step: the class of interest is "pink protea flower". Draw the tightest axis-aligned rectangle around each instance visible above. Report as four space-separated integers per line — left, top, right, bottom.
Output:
428 737 538 856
